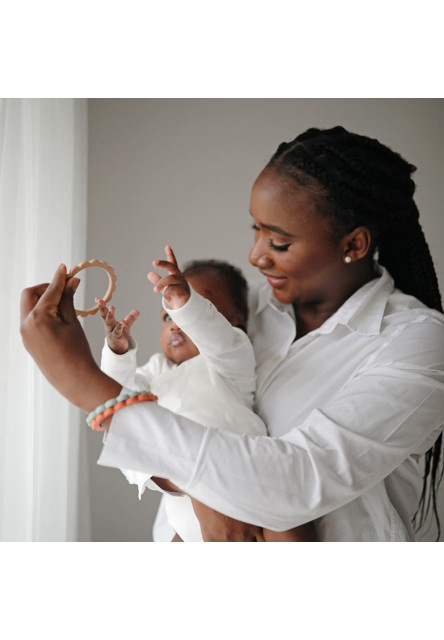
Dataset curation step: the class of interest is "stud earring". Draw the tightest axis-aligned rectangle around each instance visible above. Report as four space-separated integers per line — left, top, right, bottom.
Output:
344 256 352 263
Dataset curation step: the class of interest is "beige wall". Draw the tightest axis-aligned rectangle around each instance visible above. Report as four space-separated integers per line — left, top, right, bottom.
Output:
84 99 444 541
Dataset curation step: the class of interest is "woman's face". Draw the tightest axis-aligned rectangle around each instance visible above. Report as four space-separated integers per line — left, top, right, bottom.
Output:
248 168 346 308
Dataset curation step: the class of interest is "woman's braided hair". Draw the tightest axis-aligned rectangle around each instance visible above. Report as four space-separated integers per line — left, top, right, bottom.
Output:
268 125 443 538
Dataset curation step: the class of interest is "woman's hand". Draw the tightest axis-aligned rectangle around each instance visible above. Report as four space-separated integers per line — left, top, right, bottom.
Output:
96 298 140 355
20 264 122 413
190 497 318 542
263 524 319 542
190 498 265 542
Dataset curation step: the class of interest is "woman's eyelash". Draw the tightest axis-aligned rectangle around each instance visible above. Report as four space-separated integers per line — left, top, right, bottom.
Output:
269 240 290 252
251 223 290 252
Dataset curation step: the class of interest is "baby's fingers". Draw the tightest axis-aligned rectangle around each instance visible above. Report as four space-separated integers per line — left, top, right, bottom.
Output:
96 297 108 318
147 271 161 287
96 298 117 328
122 309 140 330
152 259 181 277
165 245 178 267
111 321 125 338
149 273 185 294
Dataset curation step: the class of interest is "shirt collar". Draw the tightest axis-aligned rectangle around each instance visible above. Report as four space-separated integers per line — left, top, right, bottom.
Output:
255 265 394 336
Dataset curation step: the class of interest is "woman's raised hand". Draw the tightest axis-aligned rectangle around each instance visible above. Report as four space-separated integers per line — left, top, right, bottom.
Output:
96 298 140 355
148 245 191 310
20 264 122 413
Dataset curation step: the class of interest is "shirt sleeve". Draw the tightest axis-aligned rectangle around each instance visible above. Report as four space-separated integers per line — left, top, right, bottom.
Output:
100 338 163 392
98 314 444 531
165 288 257 395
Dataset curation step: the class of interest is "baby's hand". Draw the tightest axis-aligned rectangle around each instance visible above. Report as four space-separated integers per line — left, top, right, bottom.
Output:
96 298 140 355
148 245 190 310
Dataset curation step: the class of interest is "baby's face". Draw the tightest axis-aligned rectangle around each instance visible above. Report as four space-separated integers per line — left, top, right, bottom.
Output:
159 270 243 365
159 309 199 365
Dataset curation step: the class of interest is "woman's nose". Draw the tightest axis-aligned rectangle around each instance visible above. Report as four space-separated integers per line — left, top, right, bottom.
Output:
249 239 273 269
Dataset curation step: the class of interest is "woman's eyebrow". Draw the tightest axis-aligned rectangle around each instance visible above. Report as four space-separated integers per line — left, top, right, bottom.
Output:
261 223 295 237
250 212 295 238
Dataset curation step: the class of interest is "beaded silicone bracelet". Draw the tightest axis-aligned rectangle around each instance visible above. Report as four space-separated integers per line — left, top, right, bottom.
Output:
87 391 158 431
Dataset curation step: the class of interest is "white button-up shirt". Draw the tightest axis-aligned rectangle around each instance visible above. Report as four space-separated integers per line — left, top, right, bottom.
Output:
98 268 444 541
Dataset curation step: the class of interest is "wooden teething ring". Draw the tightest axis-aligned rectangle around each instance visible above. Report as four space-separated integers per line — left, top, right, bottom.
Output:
68 259 117 317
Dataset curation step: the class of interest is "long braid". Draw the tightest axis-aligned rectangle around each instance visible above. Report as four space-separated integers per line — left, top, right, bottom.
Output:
378 206 443 312
268 126 443 539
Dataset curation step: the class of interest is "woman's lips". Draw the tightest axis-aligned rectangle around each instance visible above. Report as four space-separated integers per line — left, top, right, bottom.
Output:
263 273 287 288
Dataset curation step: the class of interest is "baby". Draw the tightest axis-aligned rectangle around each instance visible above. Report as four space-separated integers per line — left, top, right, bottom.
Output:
98 246 317 542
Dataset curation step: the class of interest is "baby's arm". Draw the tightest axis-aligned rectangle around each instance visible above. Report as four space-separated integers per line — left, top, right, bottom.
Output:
97 299 155 392
149 246 256 393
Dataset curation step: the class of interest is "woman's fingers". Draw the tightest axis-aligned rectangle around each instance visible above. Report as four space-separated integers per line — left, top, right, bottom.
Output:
37 264 69 312
21 265 79 329
20 263 68 325
20 283 50 324
59 277 80 321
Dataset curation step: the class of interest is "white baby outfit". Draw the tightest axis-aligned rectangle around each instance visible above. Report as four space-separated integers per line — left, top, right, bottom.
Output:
100 287 266 541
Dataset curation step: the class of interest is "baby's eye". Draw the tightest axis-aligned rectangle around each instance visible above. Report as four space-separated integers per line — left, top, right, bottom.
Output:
163 313 172 322
251 223 260 231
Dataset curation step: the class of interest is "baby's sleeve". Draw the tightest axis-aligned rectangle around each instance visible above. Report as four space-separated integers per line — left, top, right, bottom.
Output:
100 338 158 392
166 289 257 395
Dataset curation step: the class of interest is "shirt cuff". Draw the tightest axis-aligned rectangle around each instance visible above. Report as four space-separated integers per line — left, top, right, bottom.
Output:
97 398 211 492
162 287 211 329
101 337 138 372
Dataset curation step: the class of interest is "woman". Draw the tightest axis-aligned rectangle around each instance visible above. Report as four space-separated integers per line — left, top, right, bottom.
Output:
20 126 444 541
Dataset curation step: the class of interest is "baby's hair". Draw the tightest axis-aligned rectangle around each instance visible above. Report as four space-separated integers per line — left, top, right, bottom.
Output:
268 125 443 539
182 259 249 326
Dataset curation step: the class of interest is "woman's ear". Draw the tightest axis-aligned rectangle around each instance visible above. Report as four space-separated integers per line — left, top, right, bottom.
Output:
342 226 372 263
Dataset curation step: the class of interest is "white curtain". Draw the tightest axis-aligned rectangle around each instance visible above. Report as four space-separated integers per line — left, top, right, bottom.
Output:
0 99 89 541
